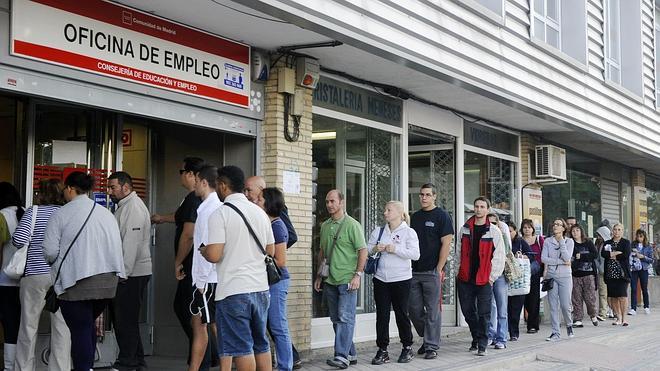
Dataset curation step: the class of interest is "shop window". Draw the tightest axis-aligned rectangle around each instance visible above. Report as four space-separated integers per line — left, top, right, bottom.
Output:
647 176 660 246
542 170 602 237
0 95 24 186
311 115 400 318
530 0 587 64
604 0 643 95
464 151 517 222
33 103 117 205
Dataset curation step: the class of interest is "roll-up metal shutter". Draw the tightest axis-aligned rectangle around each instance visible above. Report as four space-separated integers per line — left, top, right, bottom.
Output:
601 179 621 224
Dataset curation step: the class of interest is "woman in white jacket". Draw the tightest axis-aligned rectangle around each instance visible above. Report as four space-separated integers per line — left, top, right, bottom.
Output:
369 201 420 366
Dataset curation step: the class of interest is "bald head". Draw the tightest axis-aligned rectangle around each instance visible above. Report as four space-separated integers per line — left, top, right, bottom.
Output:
325 189 345 219
244 176 267 203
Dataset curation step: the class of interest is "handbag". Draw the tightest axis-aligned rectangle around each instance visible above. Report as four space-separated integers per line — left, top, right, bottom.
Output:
503 242 523 283
364 226 385 275
317 219 346 278
45 203 96 313
4 206 38 279
507 251 531 296
605 259 626 281
541 277 554 292
224 203 282 286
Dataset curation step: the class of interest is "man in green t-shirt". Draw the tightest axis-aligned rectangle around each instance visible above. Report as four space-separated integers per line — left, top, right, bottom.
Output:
314 190 367 369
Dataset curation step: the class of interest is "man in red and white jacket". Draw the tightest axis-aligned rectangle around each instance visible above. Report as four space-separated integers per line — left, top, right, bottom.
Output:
455 196 505 356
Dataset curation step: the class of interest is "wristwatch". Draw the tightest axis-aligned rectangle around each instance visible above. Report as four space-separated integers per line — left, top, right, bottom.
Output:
354 271 363 277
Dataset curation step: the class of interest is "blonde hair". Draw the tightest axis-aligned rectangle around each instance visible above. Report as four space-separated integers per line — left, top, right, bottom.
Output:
386 201 410 225
612 222 624 231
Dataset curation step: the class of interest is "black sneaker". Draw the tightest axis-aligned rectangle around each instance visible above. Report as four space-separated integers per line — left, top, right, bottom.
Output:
417 344 426 355
371 349 390 365
527 328 538 334
424 350 437 359
398 346 414 363
469 342 478 352
567 325 574 338
292 359 302 369
477 348 487 356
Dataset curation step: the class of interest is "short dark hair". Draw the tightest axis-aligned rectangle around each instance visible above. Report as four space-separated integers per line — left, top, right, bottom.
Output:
473 196 491 208
420 183 437 195
65 171 94 193
506 220 517 231
217 165 245 193
37 178 65 206
262 187 286 217
108 171 133 188
183 156 205 173
197 164 218 189
566 216 576 221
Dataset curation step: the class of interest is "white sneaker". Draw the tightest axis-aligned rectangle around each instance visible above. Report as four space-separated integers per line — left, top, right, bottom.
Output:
628 309 637 315
573 320 583 327
645 308 650 314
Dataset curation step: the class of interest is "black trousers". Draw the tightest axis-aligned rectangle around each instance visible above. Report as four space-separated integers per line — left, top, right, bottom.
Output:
507 295 526 338
0 286 20 343
174 275 194 363
457 280 492 351
373 277 413 349
60 299 109 371
111 275 150 369
525 273 541 331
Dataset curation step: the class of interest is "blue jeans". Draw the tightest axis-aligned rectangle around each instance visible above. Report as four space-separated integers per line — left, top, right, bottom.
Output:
268 279 293 371
216 291 270 357
630 270 650 309
323 283 357 365
488 275 508 344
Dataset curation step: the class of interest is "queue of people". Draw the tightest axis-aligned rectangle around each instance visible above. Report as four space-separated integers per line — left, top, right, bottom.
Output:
0 168 657 371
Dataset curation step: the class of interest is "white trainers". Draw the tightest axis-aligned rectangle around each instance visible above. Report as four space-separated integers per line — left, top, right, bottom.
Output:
573 320 583 327
645 308 650 314
628 309 637 315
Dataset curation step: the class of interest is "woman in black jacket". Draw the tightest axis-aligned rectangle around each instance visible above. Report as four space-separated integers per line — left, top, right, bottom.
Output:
569 224 599 327
601 223 631 326
506 221 532 341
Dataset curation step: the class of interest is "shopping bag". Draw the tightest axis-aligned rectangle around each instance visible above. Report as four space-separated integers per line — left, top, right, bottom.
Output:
507 252 531 296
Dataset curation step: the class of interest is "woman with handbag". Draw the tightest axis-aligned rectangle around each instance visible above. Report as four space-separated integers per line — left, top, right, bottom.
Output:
601 223 631 326
42 172 125 371
0 182 24 371
521 219 543 334
12 179 71 371
256 187 293 371
569 224 599 328
541 218 574 342
506 221 531 341
629 229 653 315
368 201 419 365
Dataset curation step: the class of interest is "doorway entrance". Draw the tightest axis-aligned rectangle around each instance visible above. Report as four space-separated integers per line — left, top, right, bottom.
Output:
408 125 457 326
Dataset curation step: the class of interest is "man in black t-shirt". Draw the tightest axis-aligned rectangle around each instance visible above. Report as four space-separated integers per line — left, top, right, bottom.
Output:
410 183 454 359
152 157 217 369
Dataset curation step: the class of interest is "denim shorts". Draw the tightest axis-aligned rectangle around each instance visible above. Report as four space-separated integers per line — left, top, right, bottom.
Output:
216 290 270 357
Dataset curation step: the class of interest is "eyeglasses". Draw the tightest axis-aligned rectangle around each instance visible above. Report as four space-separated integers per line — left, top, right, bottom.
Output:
179 169 187 175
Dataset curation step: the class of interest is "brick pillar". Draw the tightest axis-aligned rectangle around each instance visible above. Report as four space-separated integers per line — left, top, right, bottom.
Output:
631 169 647 232
261 62 313 352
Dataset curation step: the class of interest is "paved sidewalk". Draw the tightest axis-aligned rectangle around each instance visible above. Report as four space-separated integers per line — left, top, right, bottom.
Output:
146 310 660 370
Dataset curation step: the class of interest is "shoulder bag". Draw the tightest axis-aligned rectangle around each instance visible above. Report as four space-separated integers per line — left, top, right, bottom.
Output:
364 226 385 275
224 202 281 286
503 233 523 283
318 219 346 278
44 203 96 313
4 206 38 279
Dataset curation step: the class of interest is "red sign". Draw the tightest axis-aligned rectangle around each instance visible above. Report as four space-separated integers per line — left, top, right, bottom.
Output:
11 0 250 107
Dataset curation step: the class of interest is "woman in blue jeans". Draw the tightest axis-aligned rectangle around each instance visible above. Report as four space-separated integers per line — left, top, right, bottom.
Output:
487 213 511 350
257 187 293 371
629 229 654 315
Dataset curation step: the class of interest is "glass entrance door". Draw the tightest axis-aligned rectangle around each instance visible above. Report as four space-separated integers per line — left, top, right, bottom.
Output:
408 128 457 326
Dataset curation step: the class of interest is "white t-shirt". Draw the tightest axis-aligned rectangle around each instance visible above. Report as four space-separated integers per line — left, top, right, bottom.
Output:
192 192 221 289
207 193 274 301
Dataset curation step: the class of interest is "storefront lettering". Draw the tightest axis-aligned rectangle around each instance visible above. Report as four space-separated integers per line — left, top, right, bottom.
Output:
313 77 403 127
63 23 223 81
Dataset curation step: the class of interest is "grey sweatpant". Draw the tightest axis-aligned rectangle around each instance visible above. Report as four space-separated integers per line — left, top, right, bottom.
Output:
408 271 441 350
548 275 573 335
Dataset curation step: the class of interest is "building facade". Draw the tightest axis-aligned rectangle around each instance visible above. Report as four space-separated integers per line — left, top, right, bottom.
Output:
2 0 660 361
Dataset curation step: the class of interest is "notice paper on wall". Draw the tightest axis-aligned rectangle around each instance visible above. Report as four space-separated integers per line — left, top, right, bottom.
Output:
283 170 300 195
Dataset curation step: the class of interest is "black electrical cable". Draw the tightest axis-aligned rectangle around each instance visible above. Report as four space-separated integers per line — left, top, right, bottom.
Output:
283 94 300 142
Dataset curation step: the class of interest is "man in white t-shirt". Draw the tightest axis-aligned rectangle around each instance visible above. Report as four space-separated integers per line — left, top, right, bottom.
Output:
190 164 222 371
201 165 275 371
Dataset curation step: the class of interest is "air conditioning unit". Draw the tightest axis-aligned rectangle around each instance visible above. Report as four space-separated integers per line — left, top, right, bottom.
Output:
535 144 566 180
